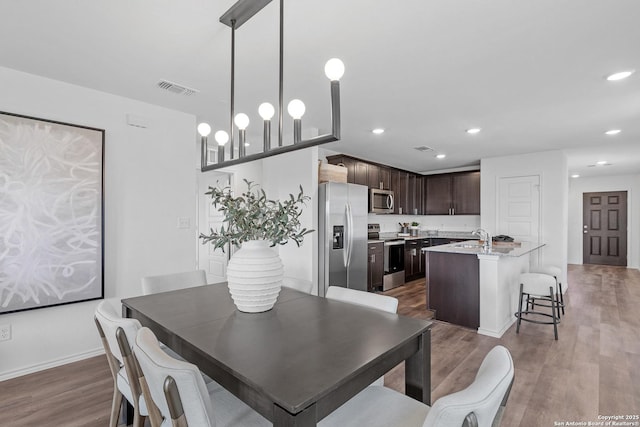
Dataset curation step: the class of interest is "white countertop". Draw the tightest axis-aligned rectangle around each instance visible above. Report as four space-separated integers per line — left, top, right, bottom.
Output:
377 231 479 241
422 240 545 258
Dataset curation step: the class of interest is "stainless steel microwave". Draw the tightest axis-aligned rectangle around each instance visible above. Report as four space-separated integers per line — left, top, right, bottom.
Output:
369 188 394 214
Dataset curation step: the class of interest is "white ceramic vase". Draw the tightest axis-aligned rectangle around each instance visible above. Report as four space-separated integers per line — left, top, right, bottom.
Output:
226 240 284 313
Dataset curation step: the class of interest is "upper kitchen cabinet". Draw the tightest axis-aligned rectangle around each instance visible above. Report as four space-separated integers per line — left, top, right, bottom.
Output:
390 169 408 214
424 171 480 215
326 155 389 189
367 164 391 190
407 174 423 215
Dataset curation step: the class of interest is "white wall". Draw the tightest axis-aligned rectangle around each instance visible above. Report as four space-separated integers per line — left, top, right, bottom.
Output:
568 174 640 269
0 67 197 379
481 150 569 284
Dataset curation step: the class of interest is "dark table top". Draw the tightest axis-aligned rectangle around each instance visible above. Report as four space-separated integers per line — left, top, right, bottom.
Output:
122 284 432 418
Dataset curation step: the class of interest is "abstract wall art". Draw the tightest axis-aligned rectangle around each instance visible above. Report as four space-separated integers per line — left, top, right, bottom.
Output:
0 111 104 314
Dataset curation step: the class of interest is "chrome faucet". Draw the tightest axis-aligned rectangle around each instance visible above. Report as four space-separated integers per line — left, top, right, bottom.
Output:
473 228 492 251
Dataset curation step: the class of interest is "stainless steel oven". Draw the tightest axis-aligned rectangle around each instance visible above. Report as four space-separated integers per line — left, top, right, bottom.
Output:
369 188 394 214
383 239 404 291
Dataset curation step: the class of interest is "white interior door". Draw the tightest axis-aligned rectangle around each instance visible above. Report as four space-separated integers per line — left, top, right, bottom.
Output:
497 175 541 265
198 172 231 284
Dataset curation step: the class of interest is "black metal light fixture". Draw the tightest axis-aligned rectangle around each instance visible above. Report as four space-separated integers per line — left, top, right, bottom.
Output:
199 0 344 172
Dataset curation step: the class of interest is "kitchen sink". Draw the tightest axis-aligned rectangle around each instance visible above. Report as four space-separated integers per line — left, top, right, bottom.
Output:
454 243 482 249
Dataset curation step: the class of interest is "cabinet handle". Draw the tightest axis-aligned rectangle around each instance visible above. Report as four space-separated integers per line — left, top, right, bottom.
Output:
371 254 375 263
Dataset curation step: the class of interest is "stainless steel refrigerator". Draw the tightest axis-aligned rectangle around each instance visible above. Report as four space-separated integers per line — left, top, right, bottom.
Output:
318 182 368 297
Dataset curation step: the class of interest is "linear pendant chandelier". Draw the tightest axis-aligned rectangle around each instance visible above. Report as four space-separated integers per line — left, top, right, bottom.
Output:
198 0 344 172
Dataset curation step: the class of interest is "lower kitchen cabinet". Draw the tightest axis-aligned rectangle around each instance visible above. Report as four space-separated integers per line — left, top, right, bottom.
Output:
426 252 480 329
367 242 384 292
404 240 424 282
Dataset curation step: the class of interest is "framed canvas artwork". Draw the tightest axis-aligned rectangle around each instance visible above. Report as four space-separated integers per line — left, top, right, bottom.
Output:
0 111 104 314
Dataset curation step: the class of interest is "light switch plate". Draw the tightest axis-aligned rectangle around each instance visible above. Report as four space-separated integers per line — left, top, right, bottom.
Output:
177 217 191 229
0 324 11 341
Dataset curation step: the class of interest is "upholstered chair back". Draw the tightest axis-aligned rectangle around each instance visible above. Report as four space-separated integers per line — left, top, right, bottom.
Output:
134 327 215 427
423 345 514 427
326 286 398 313
141 270 207 295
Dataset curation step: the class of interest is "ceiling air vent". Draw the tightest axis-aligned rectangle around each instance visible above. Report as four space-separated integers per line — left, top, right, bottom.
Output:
414 146 434 152
156 80 198 96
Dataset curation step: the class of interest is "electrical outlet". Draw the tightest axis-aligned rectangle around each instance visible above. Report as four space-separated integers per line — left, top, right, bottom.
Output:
0 324 11 342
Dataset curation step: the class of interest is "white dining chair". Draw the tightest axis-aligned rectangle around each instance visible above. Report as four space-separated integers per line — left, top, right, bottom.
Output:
319 345 515 427
325 285 398 313
133 327 270 427
325 285 398 386
94 301 149 427
141 269 207 295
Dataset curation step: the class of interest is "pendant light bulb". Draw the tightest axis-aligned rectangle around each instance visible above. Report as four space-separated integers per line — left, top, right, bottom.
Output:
234 113 250 130
287 99 306 119
324 58 345 81
214 130 229 146
197 122 211 137
258 102 275 120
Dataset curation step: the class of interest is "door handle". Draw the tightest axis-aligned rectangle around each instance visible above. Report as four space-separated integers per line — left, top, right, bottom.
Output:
346 203 354 268
584 230 588 234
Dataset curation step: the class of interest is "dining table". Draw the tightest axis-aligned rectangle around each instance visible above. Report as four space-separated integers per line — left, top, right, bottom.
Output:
121 284 433 426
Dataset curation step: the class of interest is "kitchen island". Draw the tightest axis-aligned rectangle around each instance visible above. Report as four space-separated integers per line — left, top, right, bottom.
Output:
422 240 544 337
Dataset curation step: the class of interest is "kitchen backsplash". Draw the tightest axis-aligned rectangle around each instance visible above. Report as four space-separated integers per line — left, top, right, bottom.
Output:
369 213 480 233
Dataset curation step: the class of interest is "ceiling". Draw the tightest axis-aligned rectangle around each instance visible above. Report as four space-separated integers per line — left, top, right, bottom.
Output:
2 0 639 178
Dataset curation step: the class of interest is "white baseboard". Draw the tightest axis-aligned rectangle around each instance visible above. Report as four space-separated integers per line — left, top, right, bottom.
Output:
0 347 105 382
477 318 516 338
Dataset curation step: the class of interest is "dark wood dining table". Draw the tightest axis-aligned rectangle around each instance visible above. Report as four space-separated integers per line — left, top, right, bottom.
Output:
122 284 432 426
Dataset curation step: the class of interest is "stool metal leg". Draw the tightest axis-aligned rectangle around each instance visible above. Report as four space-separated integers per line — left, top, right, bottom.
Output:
516 283 524 333
550 286 558 340
558 280 565 315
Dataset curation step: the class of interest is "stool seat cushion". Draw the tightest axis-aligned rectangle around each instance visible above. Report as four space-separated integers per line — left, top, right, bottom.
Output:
530 265 561 278
519 273 556 296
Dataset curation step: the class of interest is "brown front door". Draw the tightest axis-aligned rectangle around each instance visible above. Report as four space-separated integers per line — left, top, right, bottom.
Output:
583 191 627 266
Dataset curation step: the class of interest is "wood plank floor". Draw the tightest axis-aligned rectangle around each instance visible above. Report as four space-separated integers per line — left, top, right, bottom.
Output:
1 264 638 426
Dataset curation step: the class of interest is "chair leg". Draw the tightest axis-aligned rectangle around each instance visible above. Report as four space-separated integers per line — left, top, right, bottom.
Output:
558 281 565 315
109 388 123 427
516 283 524 333
550 287 558 340
133 410 145 427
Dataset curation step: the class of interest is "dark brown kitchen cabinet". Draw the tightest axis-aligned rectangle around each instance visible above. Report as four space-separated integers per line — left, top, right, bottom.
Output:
407 174 423 215
353 161 368 186
424 171 480 215
452 172 481 215
404 239 424 282
367 164 390 190
327 155 391 191
379 167 391 190
397 171 409 215
426 251 479 329
367 242 384 292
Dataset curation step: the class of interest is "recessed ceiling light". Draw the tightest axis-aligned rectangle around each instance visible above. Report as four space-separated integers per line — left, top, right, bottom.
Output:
605 129 621 135
596 160 608 165
606 70 635 81
466 128 481 134
372 128 385 134
436 154 446 159
571 174 580 178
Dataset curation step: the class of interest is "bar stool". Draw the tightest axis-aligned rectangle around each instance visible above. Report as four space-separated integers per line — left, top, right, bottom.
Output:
529 265 565 317
515 273 560 340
